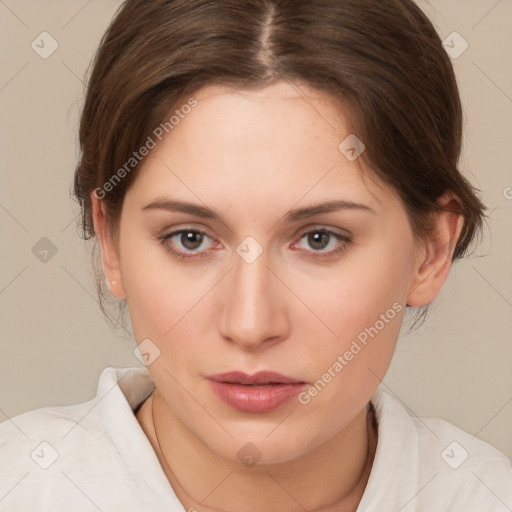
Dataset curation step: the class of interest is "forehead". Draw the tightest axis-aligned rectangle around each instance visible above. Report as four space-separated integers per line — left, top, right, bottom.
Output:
127 81 396 215
189 81 353 143
194 81 340 107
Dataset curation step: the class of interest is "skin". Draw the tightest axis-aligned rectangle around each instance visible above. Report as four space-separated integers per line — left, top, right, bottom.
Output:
92 81 463 511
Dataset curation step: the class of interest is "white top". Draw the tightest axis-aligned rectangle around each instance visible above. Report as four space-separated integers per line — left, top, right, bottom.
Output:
1 366 511 511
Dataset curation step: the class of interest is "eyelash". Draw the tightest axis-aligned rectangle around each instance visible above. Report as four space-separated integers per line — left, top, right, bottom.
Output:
293 229 351 260
157 228 351 261
158 230 214 262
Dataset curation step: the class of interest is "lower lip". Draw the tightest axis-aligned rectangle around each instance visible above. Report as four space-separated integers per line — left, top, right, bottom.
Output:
207 380 306 413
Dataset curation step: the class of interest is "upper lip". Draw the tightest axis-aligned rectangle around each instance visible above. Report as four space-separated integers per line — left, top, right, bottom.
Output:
206 371 306 385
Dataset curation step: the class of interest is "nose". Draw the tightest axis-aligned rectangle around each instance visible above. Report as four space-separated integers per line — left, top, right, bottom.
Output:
217 247 290 351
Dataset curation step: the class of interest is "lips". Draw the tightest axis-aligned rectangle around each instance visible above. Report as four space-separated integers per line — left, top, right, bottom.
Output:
206 371 307 413
206 371 305 386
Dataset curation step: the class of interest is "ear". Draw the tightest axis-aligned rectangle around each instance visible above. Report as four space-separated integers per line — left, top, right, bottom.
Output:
406 192 464 307
91 193 126 299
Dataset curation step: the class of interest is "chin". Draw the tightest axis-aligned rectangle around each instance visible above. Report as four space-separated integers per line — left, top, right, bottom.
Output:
202 426 320 467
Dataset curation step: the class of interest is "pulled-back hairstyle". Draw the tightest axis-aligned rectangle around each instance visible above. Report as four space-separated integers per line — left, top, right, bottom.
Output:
73 0 486 327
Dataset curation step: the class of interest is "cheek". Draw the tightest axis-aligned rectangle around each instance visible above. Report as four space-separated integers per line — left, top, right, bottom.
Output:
291 238 413 396
119 233 199 341
298 238 412 339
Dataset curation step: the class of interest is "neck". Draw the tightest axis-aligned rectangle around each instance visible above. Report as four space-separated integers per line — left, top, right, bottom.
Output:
138 390 377 512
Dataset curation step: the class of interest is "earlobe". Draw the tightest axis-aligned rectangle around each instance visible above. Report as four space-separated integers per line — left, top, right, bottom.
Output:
91 193 126 299
406 193 464 307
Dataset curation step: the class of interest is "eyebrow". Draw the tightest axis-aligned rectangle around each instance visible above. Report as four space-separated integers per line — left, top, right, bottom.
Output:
142 198 375 223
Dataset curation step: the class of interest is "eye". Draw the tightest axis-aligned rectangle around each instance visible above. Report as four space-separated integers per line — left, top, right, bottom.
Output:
158 229 217 260
292 228 351 259
158 226 351 262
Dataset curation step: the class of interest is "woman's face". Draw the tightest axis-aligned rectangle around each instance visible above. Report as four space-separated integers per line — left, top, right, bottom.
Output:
113 81 422 463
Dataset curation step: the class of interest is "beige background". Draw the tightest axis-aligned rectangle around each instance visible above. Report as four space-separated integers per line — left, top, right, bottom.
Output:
1 0 511 461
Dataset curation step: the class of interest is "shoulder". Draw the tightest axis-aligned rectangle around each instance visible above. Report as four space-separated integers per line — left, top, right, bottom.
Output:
0 400 123 511
0 365 148 446
366 388 512 511
0 366 157 511
0 398 103 444
414 414 512 509
0 394 112 467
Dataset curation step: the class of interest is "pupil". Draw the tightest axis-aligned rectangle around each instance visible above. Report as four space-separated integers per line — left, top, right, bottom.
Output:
309 232 328 250
182 231 203 250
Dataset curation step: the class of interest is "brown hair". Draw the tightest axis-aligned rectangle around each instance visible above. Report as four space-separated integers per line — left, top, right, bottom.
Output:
73 0 486 327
